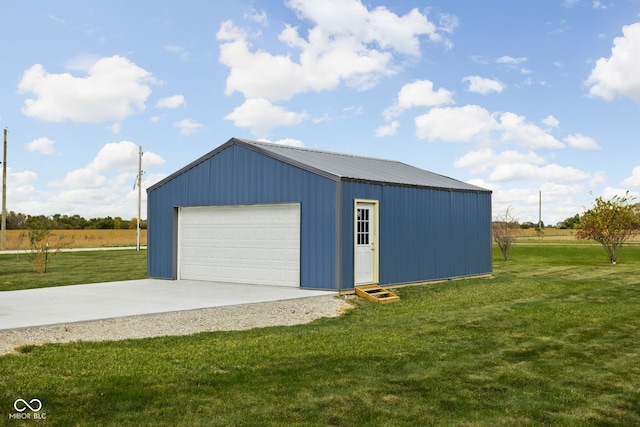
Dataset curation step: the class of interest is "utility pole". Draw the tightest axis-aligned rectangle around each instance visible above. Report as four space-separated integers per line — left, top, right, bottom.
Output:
538 190 542 229
136 145 143 251
2 128 7 251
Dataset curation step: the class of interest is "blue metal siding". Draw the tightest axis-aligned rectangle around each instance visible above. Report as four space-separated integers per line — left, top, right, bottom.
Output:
340 182 492 289
148 144 337 289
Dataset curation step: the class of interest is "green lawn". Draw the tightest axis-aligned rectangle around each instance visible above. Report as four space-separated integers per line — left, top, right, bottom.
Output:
1 244 639 426
0 250 147 291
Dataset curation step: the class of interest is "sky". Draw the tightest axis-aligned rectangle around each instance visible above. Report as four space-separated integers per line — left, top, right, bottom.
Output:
1 0 639 225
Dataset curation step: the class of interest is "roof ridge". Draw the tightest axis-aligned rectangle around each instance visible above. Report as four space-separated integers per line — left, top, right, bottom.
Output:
239 138 405 164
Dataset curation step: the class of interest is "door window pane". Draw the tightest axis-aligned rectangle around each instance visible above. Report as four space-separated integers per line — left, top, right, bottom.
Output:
357 208 370 245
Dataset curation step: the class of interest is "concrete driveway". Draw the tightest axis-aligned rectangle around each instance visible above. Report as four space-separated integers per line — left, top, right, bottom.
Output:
0 280 334 330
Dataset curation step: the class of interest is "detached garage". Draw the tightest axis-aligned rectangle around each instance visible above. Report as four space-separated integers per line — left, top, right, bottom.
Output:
147 138 492 291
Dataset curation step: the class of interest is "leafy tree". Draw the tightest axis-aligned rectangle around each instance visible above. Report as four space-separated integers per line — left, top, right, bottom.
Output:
576 193 639 264
94 216 115 229
5 211 26 229
493 207 519 261
4 211 146 230
559 214 580 229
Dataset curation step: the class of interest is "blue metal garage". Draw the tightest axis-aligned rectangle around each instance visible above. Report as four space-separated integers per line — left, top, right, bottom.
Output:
146 138 492 290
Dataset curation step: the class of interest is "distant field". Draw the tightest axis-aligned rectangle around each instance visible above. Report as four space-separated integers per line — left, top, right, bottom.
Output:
1 228 637 249
1 229 147 250
514 228 640 242
517 228 576 240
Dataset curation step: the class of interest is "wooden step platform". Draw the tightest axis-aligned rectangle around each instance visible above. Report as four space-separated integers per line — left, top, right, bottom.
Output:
355 284 400 304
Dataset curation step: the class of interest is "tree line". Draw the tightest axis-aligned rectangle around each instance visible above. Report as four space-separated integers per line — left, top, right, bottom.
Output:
2 211 147 230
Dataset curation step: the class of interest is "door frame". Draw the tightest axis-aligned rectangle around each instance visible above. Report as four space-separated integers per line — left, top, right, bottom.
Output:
353 199 379 286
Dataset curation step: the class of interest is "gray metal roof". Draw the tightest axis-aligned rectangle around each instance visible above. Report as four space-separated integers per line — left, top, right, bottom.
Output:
148 137 490 193
236 139 489 192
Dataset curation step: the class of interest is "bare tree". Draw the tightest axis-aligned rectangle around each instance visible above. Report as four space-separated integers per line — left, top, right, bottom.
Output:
493 207 519 261
20 216 72 273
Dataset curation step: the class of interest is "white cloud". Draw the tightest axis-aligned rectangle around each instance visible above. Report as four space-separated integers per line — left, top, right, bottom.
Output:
218 1 450 103
5 169 42 212
602 186 639 200
173 118 203 136
495 182 587 222
219 20 392 101
454 149 545 174
9 169 38 186
489 163 590 182
453 147 593 220
496 55 530 74
589 170 607 187
462 76 505 94
46 142 165 217
18 55 157 122
542 115 560 129
621 166 640 187
26 137 55 155
217 1 456 135
415 105 499 142
564 133 600 150
466 174 594 225
586 22 640 102
224 98 307 137
438 13 460 35
156 95 185 109
383 80 453 120
374 120 399 137
51 168 106 189
497 55 527 65
109 123 122 134
89 141 139 171
88 141 164 171
593 1 607 10
245 8 268 25
48 15 65 25
285 0 442 55
414 104 567 151
7 147 165 219
499 112 565 149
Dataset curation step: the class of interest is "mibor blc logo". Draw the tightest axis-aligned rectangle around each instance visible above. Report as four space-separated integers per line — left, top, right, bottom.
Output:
8 398 46 420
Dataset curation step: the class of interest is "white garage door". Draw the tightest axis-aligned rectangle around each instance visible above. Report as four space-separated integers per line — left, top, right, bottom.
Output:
178 203 300 287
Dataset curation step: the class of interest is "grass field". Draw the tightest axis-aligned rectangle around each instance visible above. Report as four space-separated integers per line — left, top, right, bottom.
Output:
1 229 147 250
0 249 147 291
0 243 639 425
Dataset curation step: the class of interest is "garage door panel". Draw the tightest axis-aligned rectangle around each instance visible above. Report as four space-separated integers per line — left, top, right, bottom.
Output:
179 204 300 287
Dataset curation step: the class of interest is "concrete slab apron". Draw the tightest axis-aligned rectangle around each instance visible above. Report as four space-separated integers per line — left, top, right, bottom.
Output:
0 279 334 330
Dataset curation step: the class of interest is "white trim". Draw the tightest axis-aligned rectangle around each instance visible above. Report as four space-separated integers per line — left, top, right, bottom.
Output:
353 199 379 285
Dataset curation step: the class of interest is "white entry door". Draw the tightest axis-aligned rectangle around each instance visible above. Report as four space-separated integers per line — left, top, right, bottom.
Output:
178 204 300 287
355 202 377 285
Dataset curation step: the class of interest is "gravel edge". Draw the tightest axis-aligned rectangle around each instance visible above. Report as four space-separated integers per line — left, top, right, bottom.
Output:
1 295 355 355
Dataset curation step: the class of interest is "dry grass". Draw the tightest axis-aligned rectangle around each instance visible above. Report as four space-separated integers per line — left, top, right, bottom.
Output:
516 228 640 241
1 229 147 250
